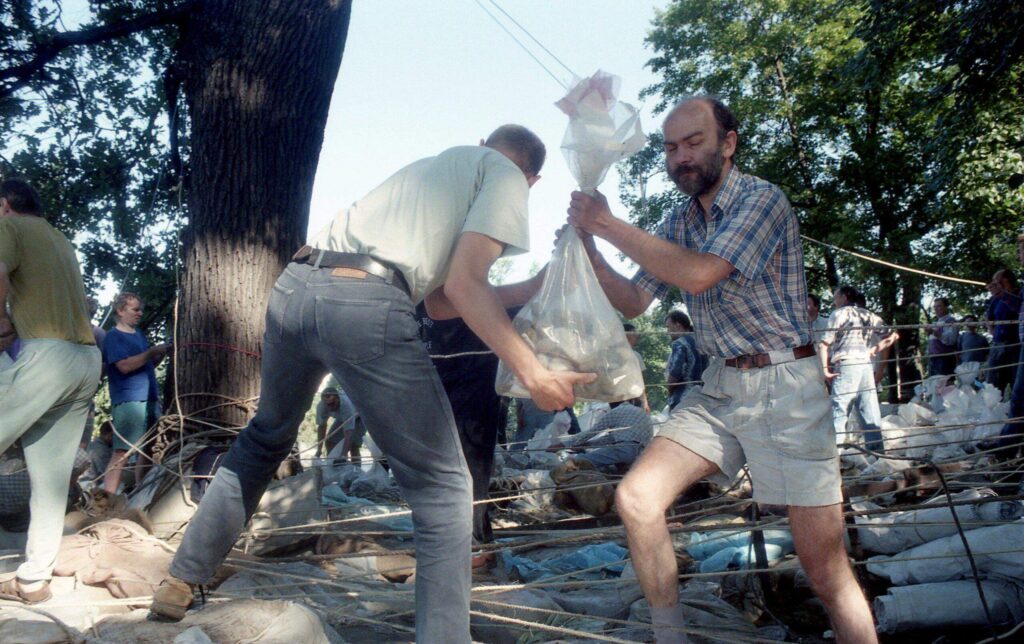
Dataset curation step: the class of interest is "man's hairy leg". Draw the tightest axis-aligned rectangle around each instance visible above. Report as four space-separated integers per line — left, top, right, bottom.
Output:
616 437 718 642
789 504 878 644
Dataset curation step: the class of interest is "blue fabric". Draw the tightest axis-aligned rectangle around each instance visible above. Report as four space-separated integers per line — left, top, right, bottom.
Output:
103 328 158 404
987 294 1021 343
500 542 627 582
831 361 883 451
110 399 159 450
999 343 1024 452
957 332 989 365
632 168 811 358
667 336 706 408
686 528 793 573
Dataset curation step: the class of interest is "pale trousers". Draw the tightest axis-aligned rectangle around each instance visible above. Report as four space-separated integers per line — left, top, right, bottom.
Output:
0 339 101 581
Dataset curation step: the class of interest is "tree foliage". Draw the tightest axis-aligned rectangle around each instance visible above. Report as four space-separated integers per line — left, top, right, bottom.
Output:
1 1 187 332
621 0 1024 338
2 1 353 429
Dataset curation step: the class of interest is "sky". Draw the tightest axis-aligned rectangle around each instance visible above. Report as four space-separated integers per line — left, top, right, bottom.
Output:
308 0 670 281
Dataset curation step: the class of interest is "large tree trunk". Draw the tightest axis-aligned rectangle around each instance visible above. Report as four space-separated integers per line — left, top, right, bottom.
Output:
175 0 351 430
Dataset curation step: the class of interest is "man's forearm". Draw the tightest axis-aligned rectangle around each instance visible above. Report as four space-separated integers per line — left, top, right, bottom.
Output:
115 348 156 374
597 217 728 295
444 273 543 387
589 252 650 318
818 343 831 372
425 268 546 320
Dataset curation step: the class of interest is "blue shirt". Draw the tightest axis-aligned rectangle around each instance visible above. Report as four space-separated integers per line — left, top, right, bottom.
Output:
633 168 810 358
104 328 159 404
986 293 1021 343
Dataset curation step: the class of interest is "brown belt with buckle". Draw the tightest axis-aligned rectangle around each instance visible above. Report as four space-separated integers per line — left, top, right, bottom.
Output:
724 344 816 370
292 245 410 296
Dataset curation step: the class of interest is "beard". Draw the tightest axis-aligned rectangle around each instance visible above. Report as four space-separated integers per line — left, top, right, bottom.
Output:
669 144 726 197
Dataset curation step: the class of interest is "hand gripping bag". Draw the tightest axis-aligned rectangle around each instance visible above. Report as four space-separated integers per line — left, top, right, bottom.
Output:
495 226 644 402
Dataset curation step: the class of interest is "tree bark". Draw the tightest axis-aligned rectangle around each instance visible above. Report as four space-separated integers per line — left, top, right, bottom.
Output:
175 0 352 429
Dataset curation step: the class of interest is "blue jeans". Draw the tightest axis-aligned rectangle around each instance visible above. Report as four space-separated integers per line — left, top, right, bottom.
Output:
513 398 554 450
998 343 1024 455
576 442 643 472
986 341 1017 396
830 360 883 451
170 262 472 643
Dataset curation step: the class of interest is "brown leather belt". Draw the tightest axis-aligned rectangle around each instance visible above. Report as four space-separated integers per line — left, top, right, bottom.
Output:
724 344 816 370
292 245 410 296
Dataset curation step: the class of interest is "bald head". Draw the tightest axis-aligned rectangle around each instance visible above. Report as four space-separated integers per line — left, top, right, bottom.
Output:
663 97 740 157
661 97 738 197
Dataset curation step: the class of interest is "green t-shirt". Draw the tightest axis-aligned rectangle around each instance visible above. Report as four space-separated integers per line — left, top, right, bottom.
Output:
0 215 94 344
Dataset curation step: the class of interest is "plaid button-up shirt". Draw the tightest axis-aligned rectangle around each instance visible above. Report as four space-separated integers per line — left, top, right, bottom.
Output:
632 167 811 359
822 305 891 363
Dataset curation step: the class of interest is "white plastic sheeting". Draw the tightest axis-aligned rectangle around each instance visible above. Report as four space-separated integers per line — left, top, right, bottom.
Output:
875 578 1024 633
93 599 345 643
867 520 1024 585
855 488 1024 554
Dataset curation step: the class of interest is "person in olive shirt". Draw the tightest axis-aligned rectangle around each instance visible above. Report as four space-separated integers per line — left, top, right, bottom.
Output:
0 178 101 604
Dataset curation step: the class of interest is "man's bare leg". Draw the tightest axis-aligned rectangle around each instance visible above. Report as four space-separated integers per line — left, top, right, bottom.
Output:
103 449 128 494
615 437 719 642
789 504 878 643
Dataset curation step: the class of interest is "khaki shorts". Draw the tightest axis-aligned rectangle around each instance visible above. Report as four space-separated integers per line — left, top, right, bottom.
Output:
657 352 841 507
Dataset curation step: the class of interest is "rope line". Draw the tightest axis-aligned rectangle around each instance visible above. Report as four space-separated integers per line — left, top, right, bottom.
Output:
801 234 988 286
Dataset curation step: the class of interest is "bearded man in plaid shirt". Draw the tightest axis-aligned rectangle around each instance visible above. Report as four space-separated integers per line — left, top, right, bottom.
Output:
567 97 877 643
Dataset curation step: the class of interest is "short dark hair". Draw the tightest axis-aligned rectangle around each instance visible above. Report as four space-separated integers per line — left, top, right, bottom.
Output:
808 293 821 308
995 269 1018 289
485 124 546 176
622 322 637 332
0 178 44 215
853 292 867 308
665 309 693 331
935 297 950 308
963 314 978 323
836 285 859 303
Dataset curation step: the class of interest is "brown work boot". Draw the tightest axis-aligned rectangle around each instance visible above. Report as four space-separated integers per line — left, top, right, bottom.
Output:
0 577 52 604
149 577 194 620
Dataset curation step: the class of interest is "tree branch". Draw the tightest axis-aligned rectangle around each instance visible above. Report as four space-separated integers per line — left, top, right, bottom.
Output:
0 1 194 100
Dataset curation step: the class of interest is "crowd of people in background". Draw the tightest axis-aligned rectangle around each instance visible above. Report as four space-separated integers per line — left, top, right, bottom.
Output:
799 236 1024 462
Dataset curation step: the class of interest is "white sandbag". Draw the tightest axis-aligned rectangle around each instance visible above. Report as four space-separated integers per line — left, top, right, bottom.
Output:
875 578 1024 633
867 520 1024 585
855 488 1024 554
244 470 328 556
93 599 345 643
494 228 645 402
174 626 215 644
507 469 556 512
470 587 564 644
577 402 611 434
898 402 936 426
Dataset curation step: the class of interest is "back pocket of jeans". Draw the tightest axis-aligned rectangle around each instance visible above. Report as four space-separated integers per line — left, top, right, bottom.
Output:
314 297 390 364
264 282 294 344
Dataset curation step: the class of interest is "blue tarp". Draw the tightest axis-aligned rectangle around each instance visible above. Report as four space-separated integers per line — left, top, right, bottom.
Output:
501 542 628 582
686 528 794 573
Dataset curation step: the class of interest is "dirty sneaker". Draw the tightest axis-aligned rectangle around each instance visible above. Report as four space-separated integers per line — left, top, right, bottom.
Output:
149 577 195 620
0 577 52 604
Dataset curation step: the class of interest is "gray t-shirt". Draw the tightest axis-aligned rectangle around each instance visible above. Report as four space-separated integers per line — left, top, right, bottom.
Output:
316 393 357 431
309 146 531 303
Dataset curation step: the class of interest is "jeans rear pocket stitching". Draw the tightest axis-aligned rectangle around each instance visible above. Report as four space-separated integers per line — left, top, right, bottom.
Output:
314 296 390 364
